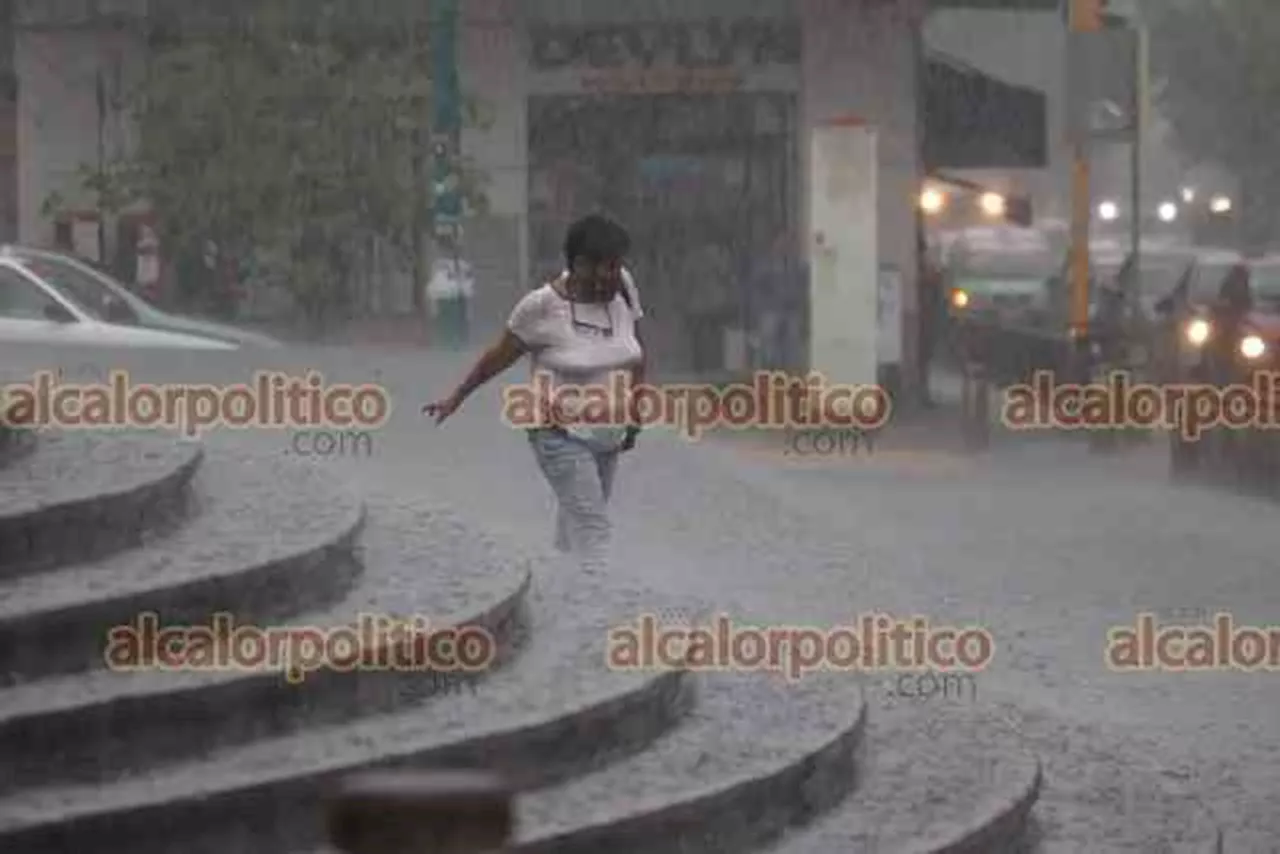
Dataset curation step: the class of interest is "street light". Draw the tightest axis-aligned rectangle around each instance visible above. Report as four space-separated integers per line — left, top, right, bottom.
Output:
1098 200 1119 221
920 188 946 216
1210 195 1232 214
1180 187 1195 203
1157 202 1177 222
979 192 1006 218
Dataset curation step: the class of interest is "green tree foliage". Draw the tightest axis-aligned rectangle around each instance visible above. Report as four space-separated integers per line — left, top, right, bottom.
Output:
62 0 490 327
1144 0 1280 248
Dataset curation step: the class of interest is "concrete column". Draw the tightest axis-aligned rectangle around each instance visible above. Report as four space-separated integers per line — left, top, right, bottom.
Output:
799 0 922 395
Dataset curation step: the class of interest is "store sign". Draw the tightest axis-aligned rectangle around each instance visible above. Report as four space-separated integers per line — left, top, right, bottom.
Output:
528 20 800 93
530 20 800 70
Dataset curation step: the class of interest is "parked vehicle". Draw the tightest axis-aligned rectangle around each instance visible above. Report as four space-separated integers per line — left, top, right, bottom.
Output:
0 246 280 350
940 225 1059 328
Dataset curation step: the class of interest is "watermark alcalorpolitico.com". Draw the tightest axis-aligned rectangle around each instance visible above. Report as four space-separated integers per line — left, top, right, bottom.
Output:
883 670 979 703
606 613 994 680
104 612 496 684
288 428 376 458
1004 370 1280 440
1 370 391 437
781 427 875 457
1106 612 1280 672
500 370 892 440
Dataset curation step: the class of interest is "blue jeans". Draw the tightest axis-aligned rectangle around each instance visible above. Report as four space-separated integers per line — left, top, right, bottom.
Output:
527 428 618 569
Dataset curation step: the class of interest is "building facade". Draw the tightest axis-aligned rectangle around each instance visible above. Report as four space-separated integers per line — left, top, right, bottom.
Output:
461 0 925 379
13 0 928 383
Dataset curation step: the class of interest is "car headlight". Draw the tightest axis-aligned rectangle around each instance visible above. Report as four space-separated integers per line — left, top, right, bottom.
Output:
1240 334 1266 360
1185 318 1210 346
951 289 969 309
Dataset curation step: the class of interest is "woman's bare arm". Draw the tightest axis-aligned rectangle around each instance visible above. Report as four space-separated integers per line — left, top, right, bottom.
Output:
454 330 528 402
424 330 528 422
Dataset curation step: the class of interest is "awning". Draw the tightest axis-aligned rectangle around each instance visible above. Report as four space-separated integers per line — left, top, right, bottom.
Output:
923 53 1047 170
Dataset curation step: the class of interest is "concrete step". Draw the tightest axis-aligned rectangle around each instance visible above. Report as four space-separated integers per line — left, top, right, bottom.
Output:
764 703 1041 854
0 432 201 578
508 670 866 854
0 578 689 854
0 448 366 683
0 492 530 792
0 425 35 468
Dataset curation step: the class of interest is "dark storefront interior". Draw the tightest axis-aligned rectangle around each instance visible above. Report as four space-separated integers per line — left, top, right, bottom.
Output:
523 9 1048 381
529 92 800 377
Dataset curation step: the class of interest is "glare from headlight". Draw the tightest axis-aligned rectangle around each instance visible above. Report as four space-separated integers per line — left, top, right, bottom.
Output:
1240 335 1266 360
951 289 969 309
1185 318 1210 346
920 188 946 215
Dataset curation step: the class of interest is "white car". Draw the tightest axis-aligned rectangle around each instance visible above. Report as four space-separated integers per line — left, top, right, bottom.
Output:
0 246 280 350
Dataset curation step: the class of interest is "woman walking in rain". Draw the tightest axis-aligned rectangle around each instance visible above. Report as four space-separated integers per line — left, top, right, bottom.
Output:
422 214 645 570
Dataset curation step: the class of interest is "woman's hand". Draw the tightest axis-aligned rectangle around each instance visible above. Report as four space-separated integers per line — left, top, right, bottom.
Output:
419 330 528 428
422 393 462 425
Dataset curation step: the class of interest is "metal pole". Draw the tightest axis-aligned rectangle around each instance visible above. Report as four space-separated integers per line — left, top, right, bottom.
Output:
1068 0 1101 360
430 0 463 346
1128 25 1147 319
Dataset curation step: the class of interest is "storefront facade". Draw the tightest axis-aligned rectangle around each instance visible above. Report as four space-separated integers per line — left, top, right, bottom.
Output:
525 13 802 374
463 0 925 380
14 0 926 384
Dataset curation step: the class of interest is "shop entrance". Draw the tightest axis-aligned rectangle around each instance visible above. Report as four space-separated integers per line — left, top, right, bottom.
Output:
529 92 799 377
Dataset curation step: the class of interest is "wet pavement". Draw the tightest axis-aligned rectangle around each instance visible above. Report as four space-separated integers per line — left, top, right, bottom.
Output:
330 349 1278 851
10 343 1276 849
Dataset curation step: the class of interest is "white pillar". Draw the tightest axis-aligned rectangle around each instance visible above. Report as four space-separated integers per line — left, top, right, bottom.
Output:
808 120 878 388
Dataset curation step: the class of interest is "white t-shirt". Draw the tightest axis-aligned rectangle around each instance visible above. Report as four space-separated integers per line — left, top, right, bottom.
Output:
507 270 643 450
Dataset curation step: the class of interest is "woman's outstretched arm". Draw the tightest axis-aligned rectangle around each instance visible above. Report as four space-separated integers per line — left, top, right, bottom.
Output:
423 330 528 423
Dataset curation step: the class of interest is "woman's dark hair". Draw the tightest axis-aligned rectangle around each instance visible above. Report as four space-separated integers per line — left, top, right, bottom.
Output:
564 214 630 268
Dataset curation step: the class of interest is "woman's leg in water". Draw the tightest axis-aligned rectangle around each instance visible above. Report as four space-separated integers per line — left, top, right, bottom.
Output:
529 430 615 569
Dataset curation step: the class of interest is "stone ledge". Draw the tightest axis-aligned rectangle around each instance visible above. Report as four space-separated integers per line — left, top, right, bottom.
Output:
0 584 688 854
0 493 529 791
0 432 202 578
0 450 365 683
766 703 1042 854
513 671 867 854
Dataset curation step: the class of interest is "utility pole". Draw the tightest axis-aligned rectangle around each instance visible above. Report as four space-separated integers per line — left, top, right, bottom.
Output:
1068 0 1102 348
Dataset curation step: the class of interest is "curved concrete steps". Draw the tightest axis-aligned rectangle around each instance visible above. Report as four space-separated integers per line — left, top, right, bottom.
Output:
765 703 1042 854
510 670 866 854
0 493 530 792
0 450 366 682
0 584 689 854
0 425 1046 854
0 432 201 578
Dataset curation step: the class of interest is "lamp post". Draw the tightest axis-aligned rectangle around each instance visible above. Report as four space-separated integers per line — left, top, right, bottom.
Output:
429 0 467 348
